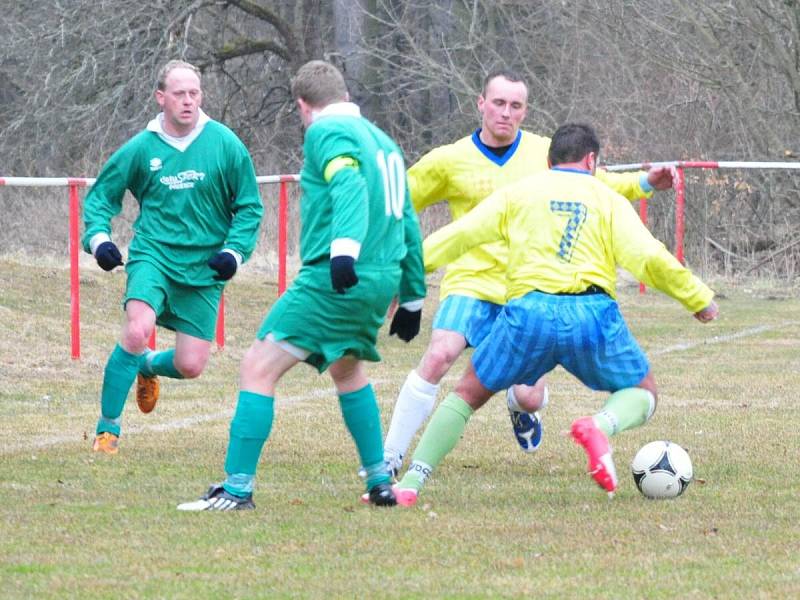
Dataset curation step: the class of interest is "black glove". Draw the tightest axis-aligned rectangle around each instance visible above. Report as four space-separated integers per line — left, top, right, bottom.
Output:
208 251 238 281
330 255 358 293
95 241 124 271
389 306 422 343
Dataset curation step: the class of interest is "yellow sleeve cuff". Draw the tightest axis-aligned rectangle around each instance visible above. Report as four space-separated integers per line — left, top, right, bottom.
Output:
324 156 359 182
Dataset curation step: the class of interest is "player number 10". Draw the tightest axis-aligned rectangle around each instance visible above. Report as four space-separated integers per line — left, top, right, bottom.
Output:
377 149 406 219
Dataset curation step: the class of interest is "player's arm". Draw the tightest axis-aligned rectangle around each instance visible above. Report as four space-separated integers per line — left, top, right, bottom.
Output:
423 190 508 272
609 194 715 316
209 143 265 281
407 147 449 213
390 184 427 342
326 155 368 293
596 165 675 202
82 149 134 271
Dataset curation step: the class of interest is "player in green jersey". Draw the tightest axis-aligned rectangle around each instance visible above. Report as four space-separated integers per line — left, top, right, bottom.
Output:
83 60 263 455
177 60 426 511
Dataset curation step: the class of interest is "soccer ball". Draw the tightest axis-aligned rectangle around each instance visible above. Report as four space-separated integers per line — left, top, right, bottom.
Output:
631 440 693 499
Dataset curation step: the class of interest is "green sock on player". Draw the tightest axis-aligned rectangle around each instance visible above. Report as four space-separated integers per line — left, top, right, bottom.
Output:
593 387 656 437
338 384 388 490
139 349 184 379
397 392 474 492
96 343 140 436
223 391 274 497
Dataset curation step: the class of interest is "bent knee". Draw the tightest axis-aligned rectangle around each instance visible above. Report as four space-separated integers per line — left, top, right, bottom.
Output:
419 346 462 381
174 355 209 379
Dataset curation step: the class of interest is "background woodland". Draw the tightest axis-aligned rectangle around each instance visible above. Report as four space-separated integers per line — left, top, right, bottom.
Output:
2 0 800 277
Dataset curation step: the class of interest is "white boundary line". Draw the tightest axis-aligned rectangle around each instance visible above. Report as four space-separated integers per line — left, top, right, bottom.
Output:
2 379 391 455
5 322 797 455
648 322 797 356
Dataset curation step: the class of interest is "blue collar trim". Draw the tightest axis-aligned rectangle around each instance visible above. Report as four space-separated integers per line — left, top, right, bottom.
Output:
471 129 522 166
551 166 592 175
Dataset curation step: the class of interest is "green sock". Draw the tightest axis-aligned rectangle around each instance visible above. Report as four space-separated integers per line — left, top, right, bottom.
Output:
96 344 140 436
139 349 184 379
338 384 388 489
223 391 274 497
397 392 474 492
593 387 656 437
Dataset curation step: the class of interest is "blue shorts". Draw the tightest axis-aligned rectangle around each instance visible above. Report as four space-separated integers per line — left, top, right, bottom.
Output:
473 291 650 393
432 295 503 348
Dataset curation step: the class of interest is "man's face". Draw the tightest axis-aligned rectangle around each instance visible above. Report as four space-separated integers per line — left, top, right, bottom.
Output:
155 67 202 136
477 76 528 146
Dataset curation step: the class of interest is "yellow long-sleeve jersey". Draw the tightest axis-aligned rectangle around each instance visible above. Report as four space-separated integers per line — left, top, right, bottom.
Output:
409 130 652 305
424 168 713 314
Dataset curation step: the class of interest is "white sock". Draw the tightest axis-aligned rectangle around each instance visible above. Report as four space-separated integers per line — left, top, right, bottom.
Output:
384 370 439 462
507 385 549 412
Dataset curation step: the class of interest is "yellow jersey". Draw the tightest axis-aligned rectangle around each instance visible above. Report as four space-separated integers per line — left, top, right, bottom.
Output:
409 130 652 304
423 168 713 313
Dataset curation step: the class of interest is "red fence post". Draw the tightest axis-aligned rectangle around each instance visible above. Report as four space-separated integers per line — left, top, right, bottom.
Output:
278 178 289 296
675 166 686 264
638 197 648 295
68 180 81 359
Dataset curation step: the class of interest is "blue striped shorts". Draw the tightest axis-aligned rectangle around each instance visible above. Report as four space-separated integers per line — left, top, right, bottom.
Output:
432 294 503 347
472 291 650 392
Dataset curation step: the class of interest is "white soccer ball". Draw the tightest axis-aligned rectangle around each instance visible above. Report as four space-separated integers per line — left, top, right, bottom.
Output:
631 440 693 499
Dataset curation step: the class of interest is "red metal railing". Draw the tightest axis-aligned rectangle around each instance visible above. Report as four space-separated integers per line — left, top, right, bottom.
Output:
0 175 298 359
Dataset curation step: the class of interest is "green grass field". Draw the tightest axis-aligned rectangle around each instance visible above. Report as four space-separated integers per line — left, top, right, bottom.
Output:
1 256 799 598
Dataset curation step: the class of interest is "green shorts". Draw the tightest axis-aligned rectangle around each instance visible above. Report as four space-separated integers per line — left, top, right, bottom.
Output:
125 259 223 341
258 263 401 372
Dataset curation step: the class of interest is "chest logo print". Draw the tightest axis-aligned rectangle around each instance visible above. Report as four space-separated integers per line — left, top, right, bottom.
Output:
160 170 206 190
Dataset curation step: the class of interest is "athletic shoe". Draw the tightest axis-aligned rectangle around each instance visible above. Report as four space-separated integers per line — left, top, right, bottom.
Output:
92 432 119 454
387 454 403 478
570 416 617 495
394 486 419 507
136 373 160 414
358 482 397 507
358 454 402 481
509 408 543 452
176 483 255 511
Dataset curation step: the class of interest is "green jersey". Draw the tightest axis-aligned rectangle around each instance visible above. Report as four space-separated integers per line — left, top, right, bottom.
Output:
298 103 425 303
82 116 263 287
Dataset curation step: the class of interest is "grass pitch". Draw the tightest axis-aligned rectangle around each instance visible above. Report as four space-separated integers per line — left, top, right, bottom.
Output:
1 256 799 598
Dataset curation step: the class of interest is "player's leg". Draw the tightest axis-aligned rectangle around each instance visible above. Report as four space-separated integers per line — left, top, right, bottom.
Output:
395 301 546 505
506 378 547 453
593 372 657 438
136 281 220 413
383 328 467 472
93 299 156 453
561 294 654 495
394 360 492 506
329 357 396 506
384 295 499 472
177 337 299 511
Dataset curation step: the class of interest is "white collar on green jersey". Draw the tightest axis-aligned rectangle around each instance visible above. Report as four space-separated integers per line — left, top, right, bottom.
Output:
312 102 361 122
146 108 211 152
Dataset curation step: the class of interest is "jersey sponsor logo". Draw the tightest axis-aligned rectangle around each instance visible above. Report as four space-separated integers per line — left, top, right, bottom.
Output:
149 157 162 172
159 170 206 190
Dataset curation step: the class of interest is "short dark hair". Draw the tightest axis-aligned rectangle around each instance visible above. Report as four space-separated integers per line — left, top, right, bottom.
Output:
291 60 348 107
548 123 600 166
482 67 526 96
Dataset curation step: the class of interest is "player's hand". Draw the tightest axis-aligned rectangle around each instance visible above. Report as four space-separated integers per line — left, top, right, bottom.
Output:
647 165 677 191
95 241 124 271
208 251 238 281
330 256 358 293
693 301 719 323
389 307 422 342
